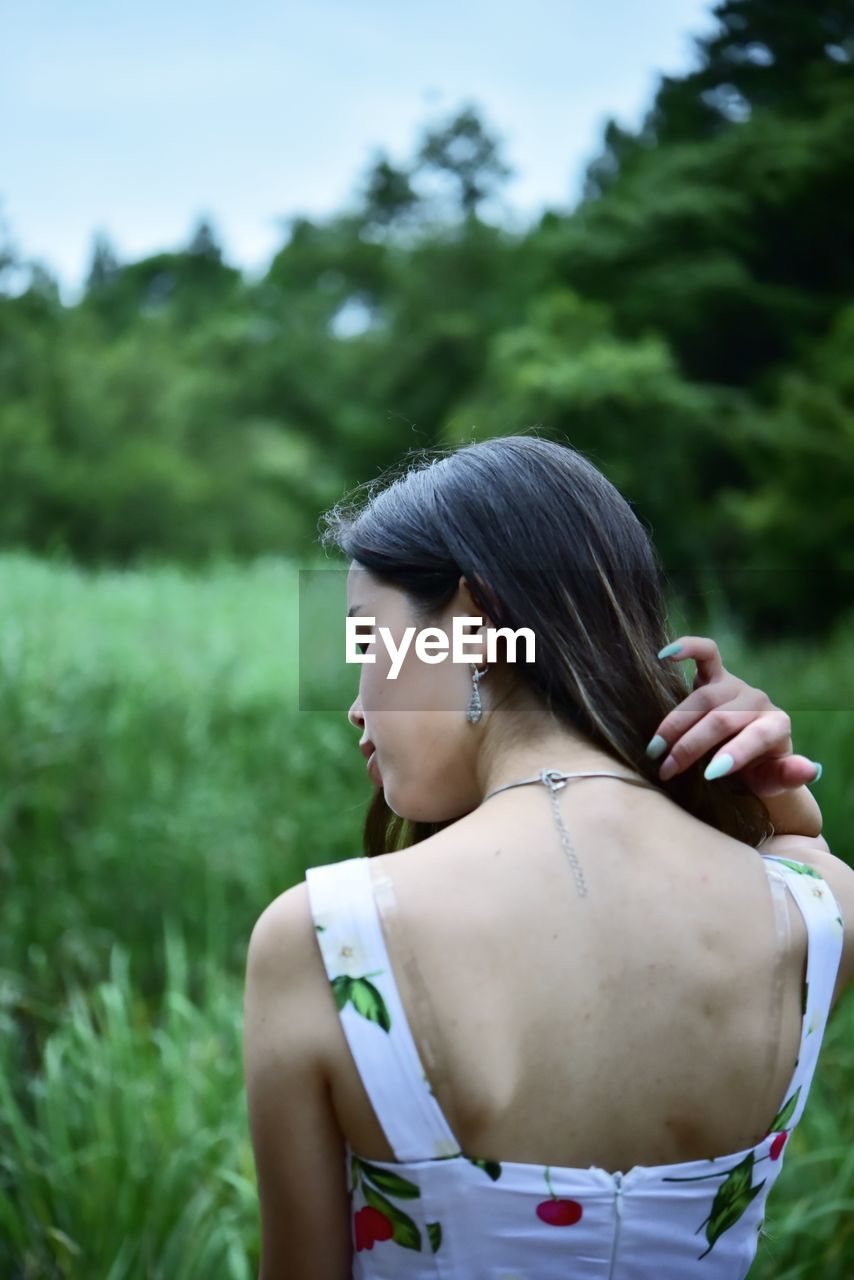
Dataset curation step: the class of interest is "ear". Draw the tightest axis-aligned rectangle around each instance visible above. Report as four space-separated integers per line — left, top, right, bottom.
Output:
457 574 498 634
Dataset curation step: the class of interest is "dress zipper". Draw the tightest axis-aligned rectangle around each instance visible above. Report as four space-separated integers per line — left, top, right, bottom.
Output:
607 1171 624 1279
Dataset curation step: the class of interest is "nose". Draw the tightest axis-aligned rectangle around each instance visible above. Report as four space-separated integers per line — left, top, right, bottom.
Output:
348 693 364 732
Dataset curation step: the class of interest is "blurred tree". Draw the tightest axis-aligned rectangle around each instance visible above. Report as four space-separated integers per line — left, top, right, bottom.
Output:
553 21 854 386
357 150 422 230
581 119 656 201
0 10 850 637
85 231 122 293
647 0 853 146
414 104 514 219
186 215 224 263
581 0 854 196
0 203 21 294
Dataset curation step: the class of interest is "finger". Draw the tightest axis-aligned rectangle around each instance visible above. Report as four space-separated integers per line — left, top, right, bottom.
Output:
657 704 788 782
657 635 726 688
650 680 758 773
737 754 823 797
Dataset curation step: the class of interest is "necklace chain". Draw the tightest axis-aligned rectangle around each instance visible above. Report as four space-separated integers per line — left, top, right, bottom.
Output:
481 767 661 899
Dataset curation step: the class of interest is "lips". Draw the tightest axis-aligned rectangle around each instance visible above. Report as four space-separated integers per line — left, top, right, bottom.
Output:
366 751 382 785
359 740 382 785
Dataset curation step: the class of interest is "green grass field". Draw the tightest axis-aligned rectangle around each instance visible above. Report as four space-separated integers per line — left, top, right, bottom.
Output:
1 550 851 1277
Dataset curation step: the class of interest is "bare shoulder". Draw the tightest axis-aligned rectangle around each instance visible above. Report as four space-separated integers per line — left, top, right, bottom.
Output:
245 879 349 1074
245 881 331 1027
761 834 853 1005
248 879 311 961
245 882 316 1020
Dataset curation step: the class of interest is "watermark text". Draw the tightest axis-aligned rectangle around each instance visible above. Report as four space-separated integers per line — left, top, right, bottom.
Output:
346 615 535 679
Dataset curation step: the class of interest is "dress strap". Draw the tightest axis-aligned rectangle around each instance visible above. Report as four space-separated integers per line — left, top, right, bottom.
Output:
305 856 463 1162
749 858 794 1142
759 855 845 1131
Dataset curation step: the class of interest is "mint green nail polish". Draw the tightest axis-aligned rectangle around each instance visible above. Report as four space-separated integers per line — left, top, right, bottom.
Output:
810 761 823 784
704 753 734 781
646 734 668 759
657 642 683 659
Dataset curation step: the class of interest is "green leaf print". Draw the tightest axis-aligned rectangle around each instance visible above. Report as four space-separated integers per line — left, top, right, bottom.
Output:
349 976 392 1031
331 975 353 1012
330 974 392 1031
775 858 822 879
663 1149 770 1259
468 1155 503 1181
357 1159 421 1199
695 1152 766 1261
352 1155 446 1255
362 1180 422 1251
768 1084 801 1133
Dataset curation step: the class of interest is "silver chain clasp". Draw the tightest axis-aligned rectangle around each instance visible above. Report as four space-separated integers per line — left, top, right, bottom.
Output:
539 768 569 791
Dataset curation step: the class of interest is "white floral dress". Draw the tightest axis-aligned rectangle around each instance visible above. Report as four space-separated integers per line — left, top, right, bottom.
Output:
304 853 844 1279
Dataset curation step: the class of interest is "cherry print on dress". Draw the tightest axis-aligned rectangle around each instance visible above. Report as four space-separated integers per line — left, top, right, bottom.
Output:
355 1205 394 1251
769 1132 789 1161
536 1166 584 1227
350 1149 444 1254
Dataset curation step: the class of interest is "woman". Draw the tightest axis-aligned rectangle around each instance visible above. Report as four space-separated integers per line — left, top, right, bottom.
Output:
243 434 850 1280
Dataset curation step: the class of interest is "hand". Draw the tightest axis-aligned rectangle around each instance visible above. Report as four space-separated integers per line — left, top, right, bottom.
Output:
648 636 822 797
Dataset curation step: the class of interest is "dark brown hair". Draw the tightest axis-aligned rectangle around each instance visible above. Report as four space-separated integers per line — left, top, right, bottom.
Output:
319 432 773 857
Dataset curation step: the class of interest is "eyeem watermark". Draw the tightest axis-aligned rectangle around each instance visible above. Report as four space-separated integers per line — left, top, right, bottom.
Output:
346 615 535 680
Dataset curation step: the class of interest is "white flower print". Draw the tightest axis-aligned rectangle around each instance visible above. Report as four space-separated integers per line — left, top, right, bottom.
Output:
313 909 379 980
327 931 376 979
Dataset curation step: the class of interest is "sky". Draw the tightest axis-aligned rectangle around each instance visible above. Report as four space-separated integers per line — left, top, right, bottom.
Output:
2 0 716 306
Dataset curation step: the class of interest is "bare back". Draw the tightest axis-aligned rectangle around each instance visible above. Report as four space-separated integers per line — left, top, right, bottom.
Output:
321 777 828 1174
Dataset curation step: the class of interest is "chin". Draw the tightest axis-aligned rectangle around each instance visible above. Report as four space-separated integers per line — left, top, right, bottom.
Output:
382 783 422 822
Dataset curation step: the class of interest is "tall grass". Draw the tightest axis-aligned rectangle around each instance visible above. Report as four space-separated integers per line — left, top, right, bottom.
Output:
0 550 363 1009
0 550 851 1276
0 926 256 1279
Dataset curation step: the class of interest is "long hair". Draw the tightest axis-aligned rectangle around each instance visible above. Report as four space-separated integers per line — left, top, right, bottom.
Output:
318 432 773 857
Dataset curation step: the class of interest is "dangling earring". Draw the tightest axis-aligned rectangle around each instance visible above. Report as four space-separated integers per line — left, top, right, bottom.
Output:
466 662 490 723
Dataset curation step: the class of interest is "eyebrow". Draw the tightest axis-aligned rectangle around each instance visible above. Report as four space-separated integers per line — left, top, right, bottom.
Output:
347 605 363 617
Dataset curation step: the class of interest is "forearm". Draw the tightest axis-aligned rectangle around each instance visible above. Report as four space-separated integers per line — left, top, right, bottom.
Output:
760 785 823 839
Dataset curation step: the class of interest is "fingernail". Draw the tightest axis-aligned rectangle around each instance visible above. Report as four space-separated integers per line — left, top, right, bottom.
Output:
704 753 734 781
809 761 823 784
645 734 668 759
657 642 683 659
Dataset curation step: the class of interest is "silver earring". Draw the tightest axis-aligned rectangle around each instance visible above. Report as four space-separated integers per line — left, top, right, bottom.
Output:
466 662 489 723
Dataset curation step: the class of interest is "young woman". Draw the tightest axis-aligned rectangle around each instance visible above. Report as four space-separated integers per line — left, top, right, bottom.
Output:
244 435 850 1280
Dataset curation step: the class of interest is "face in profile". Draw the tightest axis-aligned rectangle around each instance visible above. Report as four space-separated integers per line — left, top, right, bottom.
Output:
346 561 489 823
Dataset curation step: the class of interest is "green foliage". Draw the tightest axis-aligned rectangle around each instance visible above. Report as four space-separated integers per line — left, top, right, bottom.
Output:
0 929 257 1279
0 24 850 637
0 550 851 1276
0 552 363 1009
